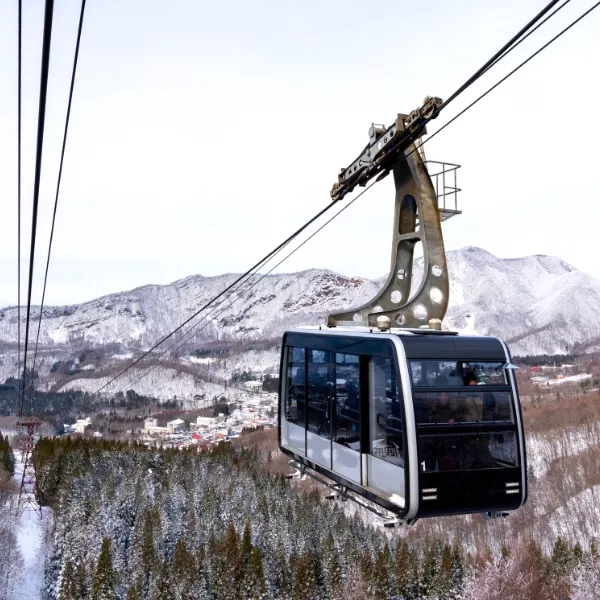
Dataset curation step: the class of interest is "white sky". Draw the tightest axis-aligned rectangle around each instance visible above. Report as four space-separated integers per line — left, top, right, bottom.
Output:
0 0 599 306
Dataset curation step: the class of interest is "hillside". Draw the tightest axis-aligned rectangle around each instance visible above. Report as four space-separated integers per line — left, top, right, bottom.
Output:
1 247 600 400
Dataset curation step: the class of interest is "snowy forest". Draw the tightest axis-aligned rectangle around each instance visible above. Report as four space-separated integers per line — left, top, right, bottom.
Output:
26 433 600 600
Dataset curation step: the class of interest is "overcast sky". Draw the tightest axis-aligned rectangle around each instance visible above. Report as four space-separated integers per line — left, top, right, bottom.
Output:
0 0 598 306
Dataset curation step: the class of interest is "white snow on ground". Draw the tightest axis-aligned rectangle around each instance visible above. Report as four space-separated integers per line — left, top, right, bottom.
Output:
12 450 49 600
546 373 592 386
546 484 600 548
188 356 215 365
527 423 600 479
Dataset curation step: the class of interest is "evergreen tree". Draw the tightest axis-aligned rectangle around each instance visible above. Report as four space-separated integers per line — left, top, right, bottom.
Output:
153 559 171 600
241 518 253 568
172 538 195 600
126 580 142 600
59 559 75 600
245 548 267 600
321 533 341 599
0 433 15 475
437 543 455 597
140 510 158 596
372 542 392 600
419 538 442 598
291 552 316 600
72 562 89 600
360 548 373 590
395 538 417 599
91 538 118 600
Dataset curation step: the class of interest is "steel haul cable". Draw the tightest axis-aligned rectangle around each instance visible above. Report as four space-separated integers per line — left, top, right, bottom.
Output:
438 0 563 112
29 0 88 407
92 202 340 395
20 0 55 416
17 0 22 403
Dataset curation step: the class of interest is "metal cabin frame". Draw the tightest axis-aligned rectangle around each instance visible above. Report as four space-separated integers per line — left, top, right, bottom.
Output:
278 327 528 525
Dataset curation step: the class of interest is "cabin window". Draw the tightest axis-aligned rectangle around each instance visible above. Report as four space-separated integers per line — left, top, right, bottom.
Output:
285 347 306 427
369 357 403 465
409 360 508 387
333 353 360 448
307 349 333 439
418 431 518 472
412 391 514 425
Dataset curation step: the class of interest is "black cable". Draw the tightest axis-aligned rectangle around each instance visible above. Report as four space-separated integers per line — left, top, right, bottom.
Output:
483 0 571 75
20 0 55 415
115 268 282 393
92 0 598 397
92 200 339 395
419 0 600 155
107 258 290 394
29 0 87 406
105 179 380 397
438 0 563 112
17 0 22 402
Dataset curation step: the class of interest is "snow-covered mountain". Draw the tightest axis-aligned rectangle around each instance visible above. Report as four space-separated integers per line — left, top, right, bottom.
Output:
0 247 599 358
431 247 600 355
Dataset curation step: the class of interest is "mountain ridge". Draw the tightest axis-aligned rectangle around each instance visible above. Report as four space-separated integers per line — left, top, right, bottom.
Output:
0 247 599 357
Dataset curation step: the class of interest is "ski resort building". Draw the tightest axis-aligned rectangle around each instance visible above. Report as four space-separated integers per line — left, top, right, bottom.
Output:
167 418 185 433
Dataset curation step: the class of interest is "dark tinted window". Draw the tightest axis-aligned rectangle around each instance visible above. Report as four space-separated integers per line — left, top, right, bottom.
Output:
413 391 514 424
285 347 306 427
307 349 332 438
418 430 518 472
334 353 360 448
410 360 507 387
369 357 403 465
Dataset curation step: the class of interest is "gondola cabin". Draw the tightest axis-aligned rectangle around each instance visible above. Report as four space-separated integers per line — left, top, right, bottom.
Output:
278 327 527 522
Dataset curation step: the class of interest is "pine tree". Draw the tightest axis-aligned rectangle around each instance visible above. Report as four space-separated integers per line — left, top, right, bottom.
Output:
126 580 142 600
546 536 572 580
372 542 392 600
91 538 118 600
140 510 157 596
360 548 373 589
0 433 15 476
152 559 171 600
321 533 341 599
437 543 455 597
241 518 253 568
72 561 89 600
420 538 442 597
395 538 417 599
245 548 267 600
172 538 195 600
59 559 75 600
292 552 316 600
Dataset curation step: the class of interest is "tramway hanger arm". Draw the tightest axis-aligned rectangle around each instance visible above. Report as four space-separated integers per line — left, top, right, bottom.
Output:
330 96 442 202
327 95 462 330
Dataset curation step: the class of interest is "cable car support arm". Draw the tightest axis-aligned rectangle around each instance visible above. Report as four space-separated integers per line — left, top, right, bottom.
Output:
327 96 461 330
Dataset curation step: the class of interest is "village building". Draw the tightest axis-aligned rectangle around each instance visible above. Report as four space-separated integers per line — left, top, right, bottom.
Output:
144 418 158 432
244 381 262 393
167 418 185 434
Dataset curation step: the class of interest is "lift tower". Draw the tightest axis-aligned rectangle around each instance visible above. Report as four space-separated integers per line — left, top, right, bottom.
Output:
16 417 42 518
327 96 460 330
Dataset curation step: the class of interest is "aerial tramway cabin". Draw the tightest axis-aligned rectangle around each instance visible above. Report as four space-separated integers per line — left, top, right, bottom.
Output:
278 327 527 523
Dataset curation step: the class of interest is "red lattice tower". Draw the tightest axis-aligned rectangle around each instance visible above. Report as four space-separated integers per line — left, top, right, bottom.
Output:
16 417 42 518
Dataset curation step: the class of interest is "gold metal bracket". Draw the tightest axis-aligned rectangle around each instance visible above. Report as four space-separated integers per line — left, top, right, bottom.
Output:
327 142 456 329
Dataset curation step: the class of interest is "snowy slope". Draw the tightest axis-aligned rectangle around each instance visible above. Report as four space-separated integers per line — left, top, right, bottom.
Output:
0 269 379 349
1 248 599 360
441 248 600 355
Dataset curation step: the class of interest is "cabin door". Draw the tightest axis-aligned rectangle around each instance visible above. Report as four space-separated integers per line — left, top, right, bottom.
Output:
331 352 362 484
365 356 406 504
